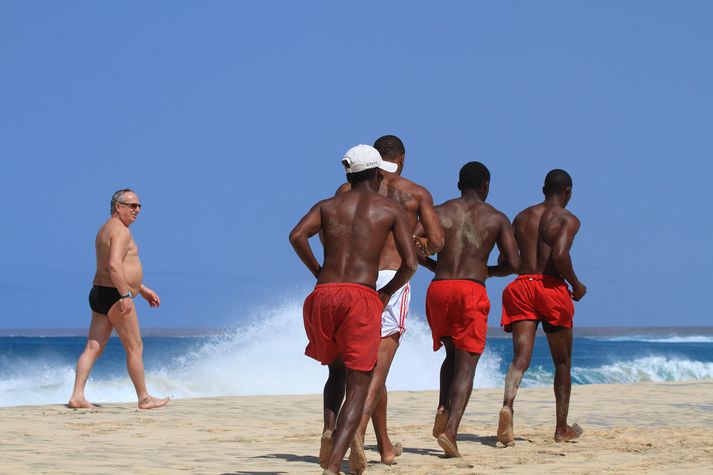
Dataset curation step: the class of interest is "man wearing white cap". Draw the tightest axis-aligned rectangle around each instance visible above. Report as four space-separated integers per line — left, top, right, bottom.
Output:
336 135 444 468
289 144 418 475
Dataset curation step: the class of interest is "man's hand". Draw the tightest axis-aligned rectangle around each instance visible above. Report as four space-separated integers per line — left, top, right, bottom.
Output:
378 291 391 310
571 282 587 301
119 296 134 315
140 285 161 308
413 235 433 256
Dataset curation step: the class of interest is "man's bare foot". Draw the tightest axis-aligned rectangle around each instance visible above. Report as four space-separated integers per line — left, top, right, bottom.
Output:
436 433 462 458
67 398 97 409
554 423 583 442
319 430 333 469
497 406 515 447
379 441 402 465
432 408 448 438
138 396 170 409
348 432 367 475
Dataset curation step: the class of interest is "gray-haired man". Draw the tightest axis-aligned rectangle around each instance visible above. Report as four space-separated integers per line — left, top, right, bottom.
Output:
68 189 169 410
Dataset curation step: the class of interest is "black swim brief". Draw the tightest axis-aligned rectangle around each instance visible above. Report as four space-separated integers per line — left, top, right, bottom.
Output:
88 286 122 315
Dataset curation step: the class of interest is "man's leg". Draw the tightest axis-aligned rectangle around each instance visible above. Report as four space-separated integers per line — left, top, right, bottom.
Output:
68 313 113 408
497 320 537 446
436 346 480 457
320 357 346 468
351 334 399 464
432 337 456 438
544 326 582 441
325 367 373 475
107 304 169 409
323 357 346 433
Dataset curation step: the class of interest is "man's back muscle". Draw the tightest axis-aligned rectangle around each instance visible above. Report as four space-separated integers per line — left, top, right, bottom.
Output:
514 204 578 276
319 190 402 286
434 199 504 281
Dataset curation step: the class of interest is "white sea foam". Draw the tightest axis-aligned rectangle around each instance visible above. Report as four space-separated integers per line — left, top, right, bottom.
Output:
587 335 713 344
2 300 712 407
0 299 502 407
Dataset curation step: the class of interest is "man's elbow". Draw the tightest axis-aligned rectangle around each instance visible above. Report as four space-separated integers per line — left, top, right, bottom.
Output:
509 254 521 273
551 249 569 266
403 255 419 276
288 229 302 246
429 229 445 253
108 260 123 274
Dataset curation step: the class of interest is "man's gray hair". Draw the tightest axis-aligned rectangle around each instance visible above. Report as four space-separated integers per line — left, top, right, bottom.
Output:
110 188 134 215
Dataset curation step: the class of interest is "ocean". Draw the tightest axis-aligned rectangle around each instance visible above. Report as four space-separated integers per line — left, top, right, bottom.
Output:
1 299 712 408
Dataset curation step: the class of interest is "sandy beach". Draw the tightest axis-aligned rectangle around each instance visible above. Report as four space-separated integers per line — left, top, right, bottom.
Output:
2 380 712 474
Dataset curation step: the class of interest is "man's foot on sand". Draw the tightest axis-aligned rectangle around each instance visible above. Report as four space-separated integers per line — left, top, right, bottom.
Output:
138 396 170 409
555 423 583 442
436 433 462 458
319 430 333 469
348 432 367 475
497 406 515 447
432 408 448 438
378 441 402 465
67 398 97 409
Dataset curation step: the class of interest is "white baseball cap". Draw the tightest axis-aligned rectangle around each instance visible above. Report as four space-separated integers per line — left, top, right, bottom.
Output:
342 144 398 174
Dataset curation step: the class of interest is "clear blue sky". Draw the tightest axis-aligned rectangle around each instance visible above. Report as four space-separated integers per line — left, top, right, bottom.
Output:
1 1 711 328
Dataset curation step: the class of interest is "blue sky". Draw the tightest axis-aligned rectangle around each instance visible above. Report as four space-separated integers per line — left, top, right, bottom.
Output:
1 1 711 328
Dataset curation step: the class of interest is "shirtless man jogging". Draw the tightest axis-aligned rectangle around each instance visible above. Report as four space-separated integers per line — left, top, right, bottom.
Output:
68 189 169 410
289 145 418 475
417 162 519 457
497 169 586 446
336 135 444 468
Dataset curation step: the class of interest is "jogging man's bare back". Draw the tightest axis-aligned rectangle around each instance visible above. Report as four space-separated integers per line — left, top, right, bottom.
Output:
290 144 417 475
418 161 518 457
498 169 586 446
335 135 444 467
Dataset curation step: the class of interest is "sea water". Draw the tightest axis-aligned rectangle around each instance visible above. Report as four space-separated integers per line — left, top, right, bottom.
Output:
1 299 712 407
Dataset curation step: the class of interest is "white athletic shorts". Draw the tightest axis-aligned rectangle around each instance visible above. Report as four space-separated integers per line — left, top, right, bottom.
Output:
376 270 411 338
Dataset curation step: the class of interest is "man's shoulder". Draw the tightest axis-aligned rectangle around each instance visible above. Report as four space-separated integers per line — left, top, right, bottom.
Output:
391 174 430 195
480 202 509 222
515 203 543 220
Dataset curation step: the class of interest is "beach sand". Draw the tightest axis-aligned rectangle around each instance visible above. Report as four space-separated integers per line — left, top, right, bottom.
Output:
2 380 712 474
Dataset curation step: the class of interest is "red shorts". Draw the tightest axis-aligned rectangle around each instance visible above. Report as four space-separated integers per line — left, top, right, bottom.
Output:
302 283 382 371
501 275 574 332
426 279 490 354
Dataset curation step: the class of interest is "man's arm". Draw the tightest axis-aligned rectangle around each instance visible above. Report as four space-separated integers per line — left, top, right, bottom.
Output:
139 285 161 308
416 189 444 255
412 220 437 272
378 206 418 304
551 214 586 301
288 203 323 279
107 227 134 314
487 214 520 277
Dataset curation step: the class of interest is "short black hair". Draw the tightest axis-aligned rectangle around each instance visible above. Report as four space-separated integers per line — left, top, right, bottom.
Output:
543 169 573 196
458 162 490 190
346 168 378 184
373 135 405 160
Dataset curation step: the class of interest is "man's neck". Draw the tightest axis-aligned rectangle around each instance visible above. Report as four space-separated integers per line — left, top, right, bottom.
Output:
461 189 484 203
544 194 567 208
351 180 380 193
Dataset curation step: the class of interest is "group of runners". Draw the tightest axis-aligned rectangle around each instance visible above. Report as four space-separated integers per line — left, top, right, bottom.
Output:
289 135 587 475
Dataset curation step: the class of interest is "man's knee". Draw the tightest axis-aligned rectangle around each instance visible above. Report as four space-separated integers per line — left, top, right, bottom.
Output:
512 354 531 372
123 338 143 355
84 339 105 356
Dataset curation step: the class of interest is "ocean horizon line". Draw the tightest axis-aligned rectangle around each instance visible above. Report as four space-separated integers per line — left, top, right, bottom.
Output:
2 326 712 338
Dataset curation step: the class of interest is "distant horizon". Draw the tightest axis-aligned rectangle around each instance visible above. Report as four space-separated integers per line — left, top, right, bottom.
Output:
3 326 712 338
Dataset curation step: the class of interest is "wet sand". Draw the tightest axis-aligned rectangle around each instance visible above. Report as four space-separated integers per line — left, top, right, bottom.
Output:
2 380 712 474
